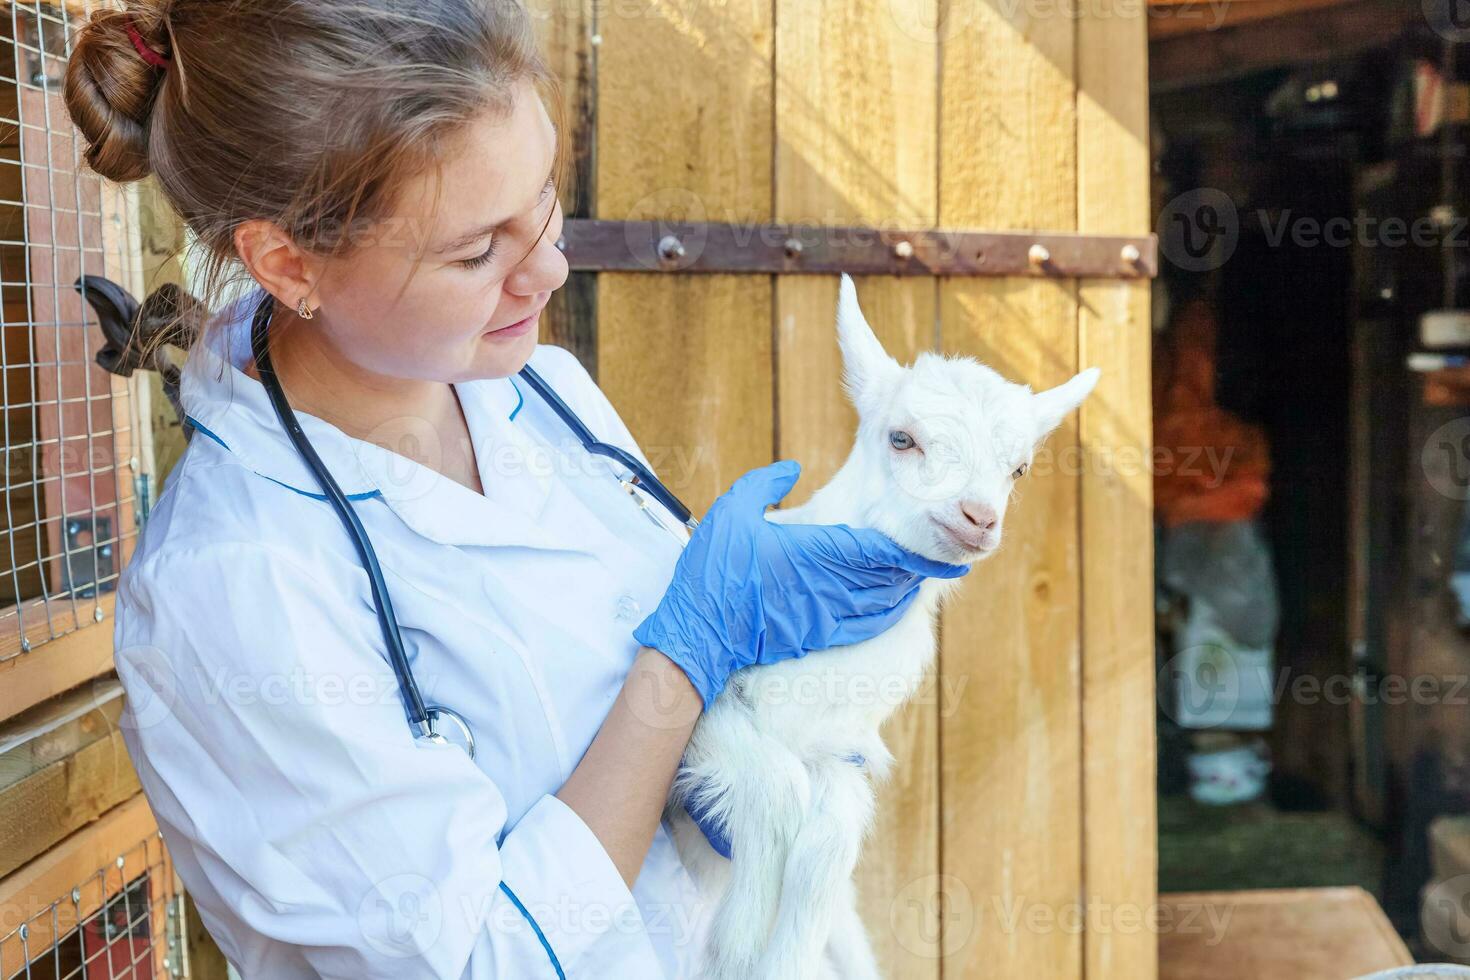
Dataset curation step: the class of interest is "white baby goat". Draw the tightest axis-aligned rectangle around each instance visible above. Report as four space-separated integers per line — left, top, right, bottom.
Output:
667 273 1099 980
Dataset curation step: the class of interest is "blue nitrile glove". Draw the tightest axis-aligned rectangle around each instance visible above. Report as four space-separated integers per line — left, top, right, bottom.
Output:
686 792 733 860
687 753 866 860
633 459 970 709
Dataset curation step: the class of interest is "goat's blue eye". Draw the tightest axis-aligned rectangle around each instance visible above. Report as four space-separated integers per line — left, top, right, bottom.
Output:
889 430 915 451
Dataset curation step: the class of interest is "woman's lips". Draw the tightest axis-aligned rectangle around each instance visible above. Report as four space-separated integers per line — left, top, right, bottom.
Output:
485 299 547 338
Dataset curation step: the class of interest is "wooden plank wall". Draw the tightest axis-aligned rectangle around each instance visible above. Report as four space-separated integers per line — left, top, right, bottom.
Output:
0 688 138 880
937 0 1084 973
771 3 940 974
540 2 1155 976
596 0 776 510
1078 2 1156 978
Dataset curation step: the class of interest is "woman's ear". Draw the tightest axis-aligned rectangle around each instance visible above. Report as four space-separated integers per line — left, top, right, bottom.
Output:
1032 367 1101 437
234 219 321 312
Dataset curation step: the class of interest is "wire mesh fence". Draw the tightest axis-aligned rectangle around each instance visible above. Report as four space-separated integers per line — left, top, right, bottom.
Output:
0 826 186 980
0 0 144 664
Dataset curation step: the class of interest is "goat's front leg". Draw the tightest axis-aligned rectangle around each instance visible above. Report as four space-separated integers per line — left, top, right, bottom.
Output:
756 761 874 980
688 738 812 980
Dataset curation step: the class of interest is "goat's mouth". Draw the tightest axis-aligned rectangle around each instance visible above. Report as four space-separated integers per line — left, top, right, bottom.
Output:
930 517 998 557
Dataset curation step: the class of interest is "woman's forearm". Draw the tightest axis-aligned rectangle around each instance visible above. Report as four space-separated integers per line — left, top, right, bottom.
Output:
557 646 702 886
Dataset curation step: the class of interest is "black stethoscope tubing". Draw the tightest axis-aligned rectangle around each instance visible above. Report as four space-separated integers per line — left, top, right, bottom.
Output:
247 292 695 755
515 365 696 528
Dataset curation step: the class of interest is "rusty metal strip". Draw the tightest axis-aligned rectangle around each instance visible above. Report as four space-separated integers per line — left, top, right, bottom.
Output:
556 219 1158 279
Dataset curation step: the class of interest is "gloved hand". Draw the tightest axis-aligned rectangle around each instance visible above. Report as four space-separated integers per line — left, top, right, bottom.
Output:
685 792 733 860
686 753 866 859
633 459 970 709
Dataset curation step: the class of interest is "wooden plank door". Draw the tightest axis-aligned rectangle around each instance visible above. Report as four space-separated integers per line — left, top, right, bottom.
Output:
538 2 1157 975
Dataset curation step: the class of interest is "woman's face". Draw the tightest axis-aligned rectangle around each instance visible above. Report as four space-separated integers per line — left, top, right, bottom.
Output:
310 78 567 383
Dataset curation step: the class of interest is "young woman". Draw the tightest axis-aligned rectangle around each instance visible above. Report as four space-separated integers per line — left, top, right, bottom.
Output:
64 3 967 977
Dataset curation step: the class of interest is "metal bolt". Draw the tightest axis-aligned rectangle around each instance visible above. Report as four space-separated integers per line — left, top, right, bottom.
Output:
95 607 105 622
1028 243 1051 267
20 636 30 653
129 455 139 472
117 856 125 869
657 235 686 261
590 32 603 45
17 923 26 941
893 240 914 260
72 888 81 903
783 237 803 258
1120 244 1141 265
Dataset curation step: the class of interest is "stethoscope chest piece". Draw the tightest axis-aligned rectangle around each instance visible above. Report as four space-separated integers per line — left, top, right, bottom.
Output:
620 477 696 544
418 705 476 759
247 289 696 758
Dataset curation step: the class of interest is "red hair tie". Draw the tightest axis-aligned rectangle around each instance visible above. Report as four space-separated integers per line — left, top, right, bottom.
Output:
125 18 170 70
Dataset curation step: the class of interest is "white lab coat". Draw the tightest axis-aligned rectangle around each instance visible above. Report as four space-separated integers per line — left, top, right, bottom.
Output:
112 287 710 979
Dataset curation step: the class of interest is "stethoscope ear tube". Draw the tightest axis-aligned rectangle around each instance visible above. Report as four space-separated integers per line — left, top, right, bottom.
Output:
248 294 436 738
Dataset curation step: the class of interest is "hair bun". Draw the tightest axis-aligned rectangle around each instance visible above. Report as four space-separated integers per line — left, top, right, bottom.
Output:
63 9 168 183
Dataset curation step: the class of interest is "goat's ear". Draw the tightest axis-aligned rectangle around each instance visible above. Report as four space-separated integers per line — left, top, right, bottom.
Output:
836 273 900 406
1032 367 1101 437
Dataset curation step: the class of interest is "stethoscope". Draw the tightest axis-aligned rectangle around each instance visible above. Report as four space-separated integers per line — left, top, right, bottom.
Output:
248 291 698 758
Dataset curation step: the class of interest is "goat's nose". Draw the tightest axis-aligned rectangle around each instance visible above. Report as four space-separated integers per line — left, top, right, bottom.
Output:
960 500 998 531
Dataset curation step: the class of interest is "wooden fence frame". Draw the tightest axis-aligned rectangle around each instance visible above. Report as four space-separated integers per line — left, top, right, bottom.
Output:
533 0 1157 977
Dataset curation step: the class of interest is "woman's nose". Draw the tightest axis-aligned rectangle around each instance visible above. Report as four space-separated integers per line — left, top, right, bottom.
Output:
505 226 569 298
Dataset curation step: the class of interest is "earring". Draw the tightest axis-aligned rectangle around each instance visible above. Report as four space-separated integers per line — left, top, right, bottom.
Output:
296 298 315 320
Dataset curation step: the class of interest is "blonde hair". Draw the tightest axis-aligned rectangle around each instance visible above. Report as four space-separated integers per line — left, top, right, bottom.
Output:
64 0 567 360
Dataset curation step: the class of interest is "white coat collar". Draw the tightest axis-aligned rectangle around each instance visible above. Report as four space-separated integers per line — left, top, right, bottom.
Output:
178 285 614 554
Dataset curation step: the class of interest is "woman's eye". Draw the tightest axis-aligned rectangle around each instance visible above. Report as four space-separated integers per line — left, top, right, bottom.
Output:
458 240 498 270
889 430 916 451
1012 462 1030 479
455 178 555 272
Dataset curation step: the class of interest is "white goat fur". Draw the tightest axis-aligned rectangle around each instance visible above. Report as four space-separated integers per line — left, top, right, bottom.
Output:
667 273 1099 979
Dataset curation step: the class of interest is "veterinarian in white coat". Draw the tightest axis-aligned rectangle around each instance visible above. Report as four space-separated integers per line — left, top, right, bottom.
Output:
116 291 955 979
76 4 969 979
117 286 710 977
